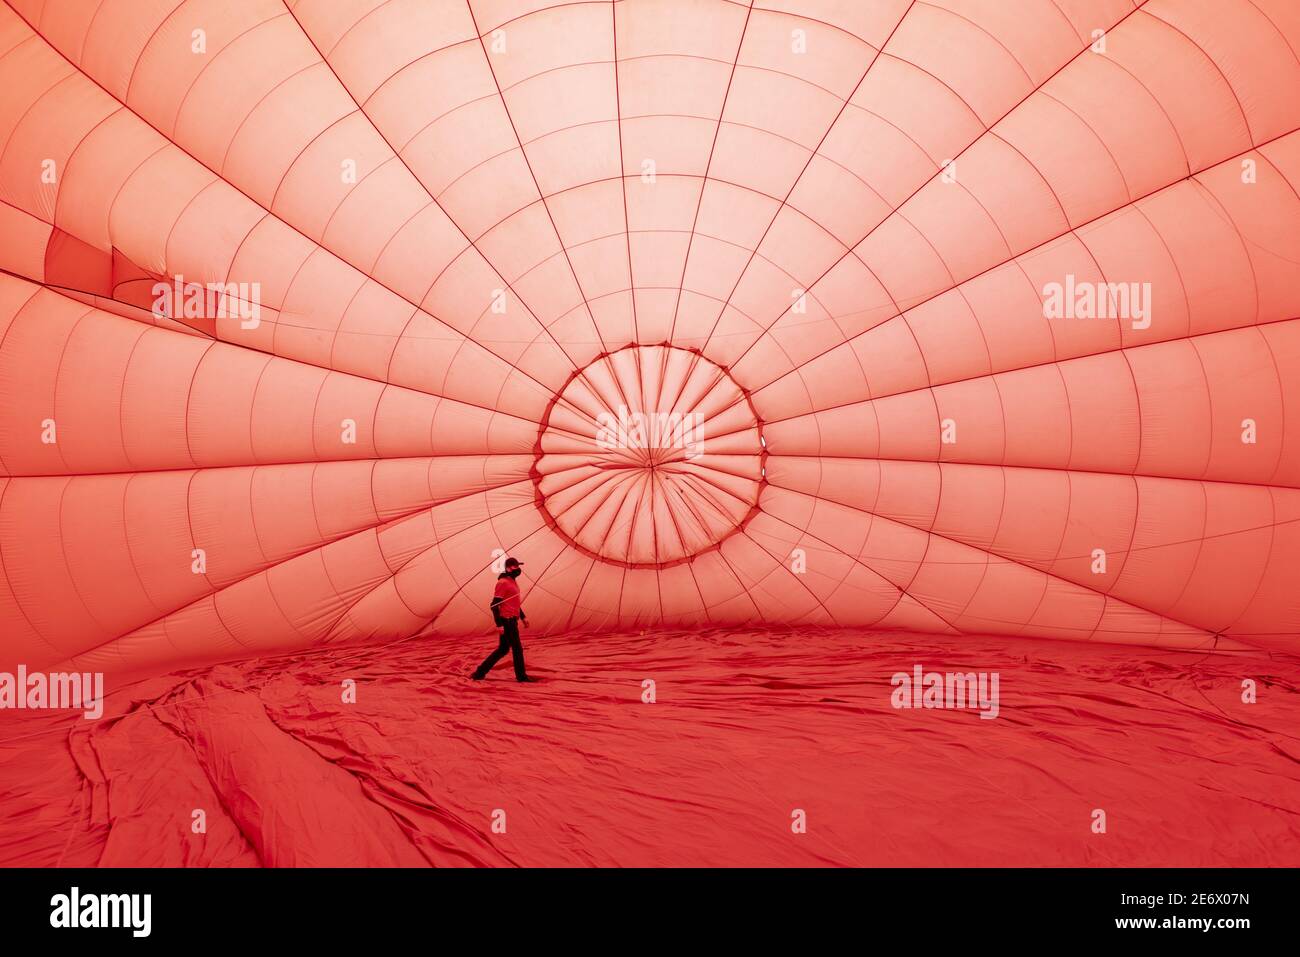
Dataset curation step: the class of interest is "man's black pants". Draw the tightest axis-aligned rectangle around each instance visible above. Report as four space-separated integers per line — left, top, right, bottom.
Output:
475 618 526 680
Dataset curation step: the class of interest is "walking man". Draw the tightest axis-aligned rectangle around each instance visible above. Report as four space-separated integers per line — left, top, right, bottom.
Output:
472 557 538 682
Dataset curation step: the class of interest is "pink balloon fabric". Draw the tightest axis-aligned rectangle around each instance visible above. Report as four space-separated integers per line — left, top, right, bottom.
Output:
1 0 1299 680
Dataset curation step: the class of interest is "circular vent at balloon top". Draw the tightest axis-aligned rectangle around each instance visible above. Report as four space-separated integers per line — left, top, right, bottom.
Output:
533 345 766 567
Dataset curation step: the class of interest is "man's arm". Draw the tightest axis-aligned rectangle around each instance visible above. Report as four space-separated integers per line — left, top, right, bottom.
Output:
513 580 526 623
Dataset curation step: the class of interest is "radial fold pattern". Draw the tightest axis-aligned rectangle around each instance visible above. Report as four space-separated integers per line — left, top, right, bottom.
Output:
0 0 1299 677
535 344 764 567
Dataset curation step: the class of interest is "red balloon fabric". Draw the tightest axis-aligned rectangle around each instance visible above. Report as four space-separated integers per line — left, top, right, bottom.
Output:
6 629 1300 867
1 0 1299 676
1 0 1299 868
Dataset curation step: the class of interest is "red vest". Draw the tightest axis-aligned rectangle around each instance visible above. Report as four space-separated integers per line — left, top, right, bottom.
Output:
493 576 521 618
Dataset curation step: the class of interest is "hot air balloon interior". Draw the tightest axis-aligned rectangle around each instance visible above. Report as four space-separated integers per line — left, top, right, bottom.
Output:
0 0 1298 867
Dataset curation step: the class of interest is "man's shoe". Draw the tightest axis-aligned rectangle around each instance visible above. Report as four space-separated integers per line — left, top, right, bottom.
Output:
470 672 485 680
517 675 541 683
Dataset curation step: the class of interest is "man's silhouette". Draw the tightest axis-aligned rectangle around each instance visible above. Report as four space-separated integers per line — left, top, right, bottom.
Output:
472 557 538 682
